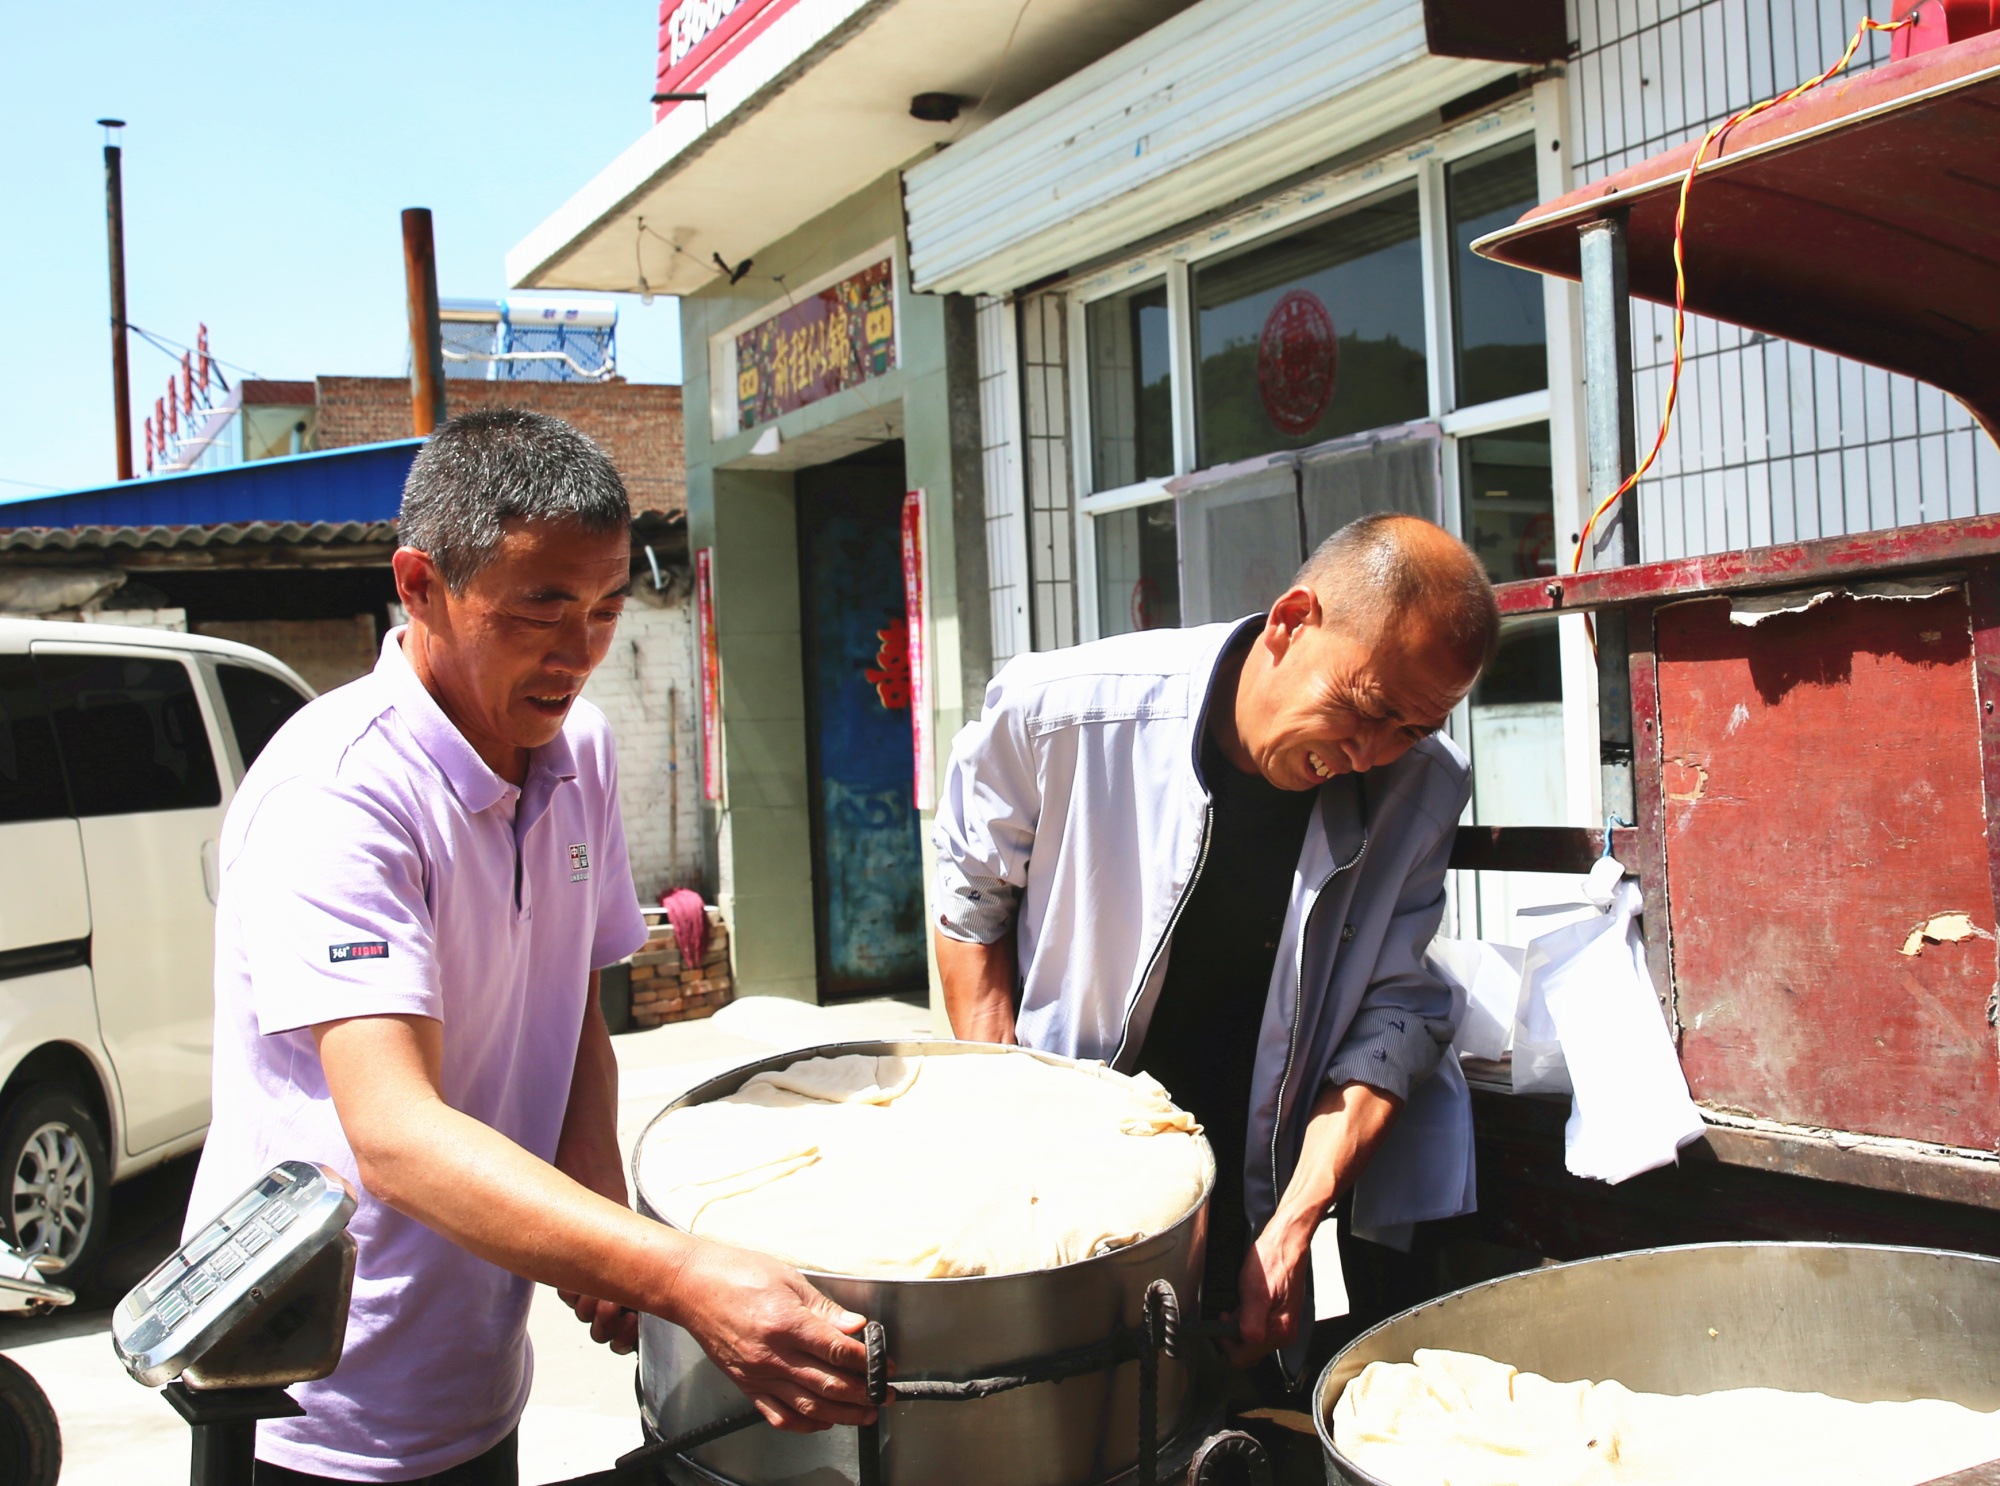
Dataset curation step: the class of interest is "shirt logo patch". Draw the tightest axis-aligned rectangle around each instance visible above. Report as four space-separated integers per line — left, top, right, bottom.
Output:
569 843 591 883
330 941 390 963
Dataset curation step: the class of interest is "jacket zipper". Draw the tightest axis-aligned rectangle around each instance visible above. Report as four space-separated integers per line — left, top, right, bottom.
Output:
1268 824 1370 1210
1110 803 1213 1070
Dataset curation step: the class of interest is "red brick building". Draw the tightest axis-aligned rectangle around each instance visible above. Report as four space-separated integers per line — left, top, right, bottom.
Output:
312 376 685 518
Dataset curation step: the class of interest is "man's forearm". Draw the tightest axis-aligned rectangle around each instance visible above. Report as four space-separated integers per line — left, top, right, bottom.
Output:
554 972 626 1204
935 927 1018 1043
1270 1080 1402 1244
317 1012 700 1318
1230 1079 1403 1359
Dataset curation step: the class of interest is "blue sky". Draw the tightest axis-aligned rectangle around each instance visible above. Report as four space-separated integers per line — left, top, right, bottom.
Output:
2 1 683 498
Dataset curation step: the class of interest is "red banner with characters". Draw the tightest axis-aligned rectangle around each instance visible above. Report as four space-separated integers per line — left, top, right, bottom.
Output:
654 0 796 122
695 548 721 801
900 490 933 811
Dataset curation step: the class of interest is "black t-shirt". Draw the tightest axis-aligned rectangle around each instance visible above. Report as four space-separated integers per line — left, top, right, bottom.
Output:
1136 728 1317 1314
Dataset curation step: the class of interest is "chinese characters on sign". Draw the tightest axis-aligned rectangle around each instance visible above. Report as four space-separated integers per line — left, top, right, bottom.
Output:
900 490 933 811
736 259 895 432
695 548 721 801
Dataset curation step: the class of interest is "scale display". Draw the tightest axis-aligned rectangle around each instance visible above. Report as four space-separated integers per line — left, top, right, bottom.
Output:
114 1160 355 1388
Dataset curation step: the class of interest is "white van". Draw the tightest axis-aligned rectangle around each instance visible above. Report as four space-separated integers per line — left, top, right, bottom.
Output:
0 618 313 1280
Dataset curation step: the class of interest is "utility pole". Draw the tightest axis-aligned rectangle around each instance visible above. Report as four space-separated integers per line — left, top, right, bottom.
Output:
401 208 447 435
100 119 133 480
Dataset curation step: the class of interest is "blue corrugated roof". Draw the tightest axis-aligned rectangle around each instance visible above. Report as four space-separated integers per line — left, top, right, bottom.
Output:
0 439 423 530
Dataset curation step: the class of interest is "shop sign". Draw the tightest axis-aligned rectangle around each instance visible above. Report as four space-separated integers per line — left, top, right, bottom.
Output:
735 259 895 431
695 547 722 801
655 0 794 120
900 489 934 811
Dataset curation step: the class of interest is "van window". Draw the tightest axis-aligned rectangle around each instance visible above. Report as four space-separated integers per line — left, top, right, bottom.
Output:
38 653 222 816
0 655 69 823
217 664 308 770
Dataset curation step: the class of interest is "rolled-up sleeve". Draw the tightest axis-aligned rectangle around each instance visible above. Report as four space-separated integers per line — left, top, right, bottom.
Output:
1325 809 1457 1101
932 666 1041 945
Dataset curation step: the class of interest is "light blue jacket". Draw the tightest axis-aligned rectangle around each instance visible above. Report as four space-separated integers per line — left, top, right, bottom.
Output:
933 621 1478 1328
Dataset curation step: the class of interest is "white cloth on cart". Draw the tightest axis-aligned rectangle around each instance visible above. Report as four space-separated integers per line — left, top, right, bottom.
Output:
1514 857 1705 1183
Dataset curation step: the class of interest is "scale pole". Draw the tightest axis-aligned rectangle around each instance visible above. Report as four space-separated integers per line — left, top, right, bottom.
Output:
164 1381 306 1486
100 119 133 481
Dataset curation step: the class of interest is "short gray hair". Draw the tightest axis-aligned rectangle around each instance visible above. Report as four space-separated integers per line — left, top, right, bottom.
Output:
1295 513 1500 672
397 408 630 591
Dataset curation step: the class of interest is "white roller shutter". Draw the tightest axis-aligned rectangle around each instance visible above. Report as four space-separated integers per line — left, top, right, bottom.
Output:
904 0 1512 297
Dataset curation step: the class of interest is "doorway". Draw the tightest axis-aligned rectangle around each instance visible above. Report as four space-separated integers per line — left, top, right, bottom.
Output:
795 444 927 999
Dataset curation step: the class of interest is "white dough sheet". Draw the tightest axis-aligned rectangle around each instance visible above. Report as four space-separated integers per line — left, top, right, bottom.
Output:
635 1051 1215 1279
1332 1348 2000 1486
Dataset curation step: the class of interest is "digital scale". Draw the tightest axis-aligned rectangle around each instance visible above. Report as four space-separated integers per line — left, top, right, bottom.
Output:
113 1161 358 1486
114 1159 641 1486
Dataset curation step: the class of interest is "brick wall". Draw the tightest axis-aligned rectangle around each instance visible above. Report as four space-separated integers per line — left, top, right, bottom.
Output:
625 907 732 1028
196 616 378 693
313 376 686 517
580 587 707 903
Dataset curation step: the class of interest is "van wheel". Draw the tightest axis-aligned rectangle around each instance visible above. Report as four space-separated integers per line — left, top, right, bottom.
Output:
0 1353 60 1486
0 1087 108 1284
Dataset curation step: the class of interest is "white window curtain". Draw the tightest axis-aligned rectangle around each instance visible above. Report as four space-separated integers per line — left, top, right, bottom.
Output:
1171 420 1441 625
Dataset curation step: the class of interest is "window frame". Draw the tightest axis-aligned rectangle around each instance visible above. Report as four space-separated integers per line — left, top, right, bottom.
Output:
1079 271 1176 497
1063 96 1543 641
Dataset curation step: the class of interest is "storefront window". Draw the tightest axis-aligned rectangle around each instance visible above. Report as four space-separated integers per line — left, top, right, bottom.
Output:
1193 187 1426 467
1460 423 1555 586
1463 423 1565 869
1086 283 1173 492
1448 140 1548 409
1095 499 1181 636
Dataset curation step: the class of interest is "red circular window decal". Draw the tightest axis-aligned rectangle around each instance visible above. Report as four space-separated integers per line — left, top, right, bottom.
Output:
1256 289 1339 437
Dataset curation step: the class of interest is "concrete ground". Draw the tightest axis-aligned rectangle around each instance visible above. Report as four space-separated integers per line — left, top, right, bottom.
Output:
0 995 936 1484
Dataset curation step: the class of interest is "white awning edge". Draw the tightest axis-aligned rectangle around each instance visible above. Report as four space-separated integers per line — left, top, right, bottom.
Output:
505 0 881 294
904 0 1512 297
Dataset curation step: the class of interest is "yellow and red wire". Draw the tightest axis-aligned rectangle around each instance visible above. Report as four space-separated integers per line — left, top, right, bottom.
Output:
1569 9 1914 646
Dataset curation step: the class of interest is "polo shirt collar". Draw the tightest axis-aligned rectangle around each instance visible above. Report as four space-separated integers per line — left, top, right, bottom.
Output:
377 627 577 813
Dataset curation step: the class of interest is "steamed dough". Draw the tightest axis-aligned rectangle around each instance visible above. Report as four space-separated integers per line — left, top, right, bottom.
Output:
1334 1349 2000 1486
637 1051 1213 1278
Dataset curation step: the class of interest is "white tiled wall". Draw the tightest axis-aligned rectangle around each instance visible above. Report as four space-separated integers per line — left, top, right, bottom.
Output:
581 592 707 902
1568 0 2000 561
976 296 1033 666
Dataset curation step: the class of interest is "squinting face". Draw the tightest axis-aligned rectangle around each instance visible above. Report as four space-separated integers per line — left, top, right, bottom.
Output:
396 518 631 768
1236 589 1478 790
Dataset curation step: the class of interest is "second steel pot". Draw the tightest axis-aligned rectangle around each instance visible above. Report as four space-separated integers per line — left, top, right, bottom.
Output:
1313 1241 2000 1486
632 1039 1216 1486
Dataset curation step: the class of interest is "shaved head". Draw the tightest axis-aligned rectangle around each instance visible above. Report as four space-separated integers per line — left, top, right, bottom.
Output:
1294 513 1500 674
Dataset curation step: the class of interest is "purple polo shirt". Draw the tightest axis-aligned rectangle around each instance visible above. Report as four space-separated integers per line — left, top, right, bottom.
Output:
188 628 648 1481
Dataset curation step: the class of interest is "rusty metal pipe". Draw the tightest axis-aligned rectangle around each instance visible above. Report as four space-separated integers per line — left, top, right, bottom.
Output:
401 208 447 436
101 123 133 480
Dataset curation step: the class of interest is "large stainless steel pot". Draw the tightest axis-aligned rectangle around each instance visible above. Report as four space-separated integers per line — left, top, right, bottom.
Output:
632 1040 1215 1486
1314 1241 2000 1485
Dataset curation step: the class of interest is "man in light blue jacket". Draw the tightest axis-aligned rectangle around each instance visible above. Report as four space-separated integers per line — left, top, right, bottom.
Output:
933 514 1498 1385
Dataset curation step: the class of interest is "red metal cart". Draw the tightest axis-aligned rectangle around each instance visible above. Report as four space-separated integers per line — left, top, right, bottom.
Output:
1399 27 2000 1296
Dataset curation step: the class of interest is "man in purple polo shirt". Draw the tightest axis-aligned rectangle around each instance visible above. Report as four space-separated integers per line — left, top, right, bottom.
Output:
189 410 876 1483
